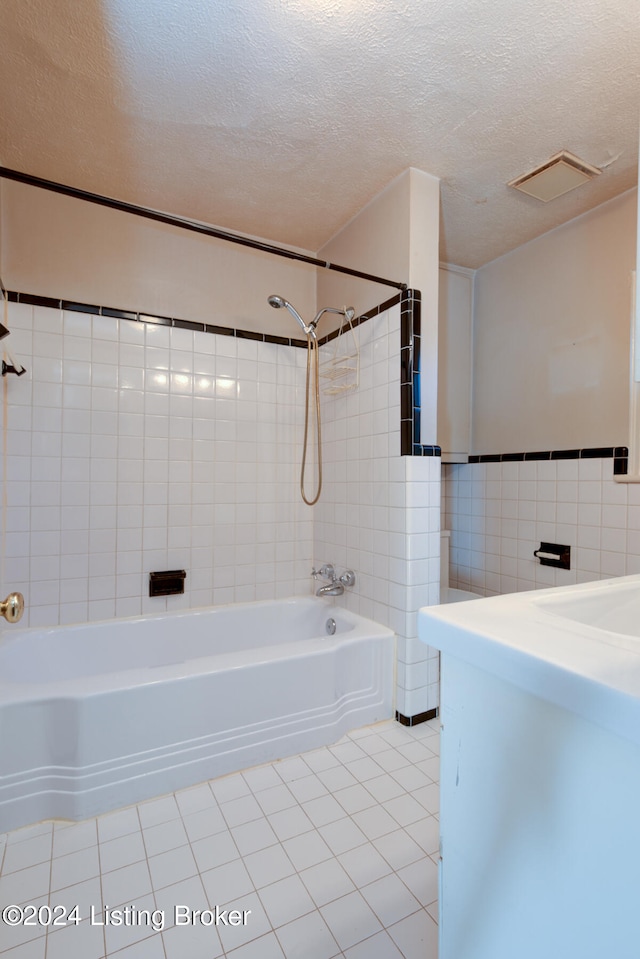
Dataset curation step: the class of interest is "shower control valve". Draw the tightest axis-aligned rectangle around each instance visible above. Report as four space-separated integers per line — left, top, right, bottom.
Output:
311 564 335 581
312 565 356 597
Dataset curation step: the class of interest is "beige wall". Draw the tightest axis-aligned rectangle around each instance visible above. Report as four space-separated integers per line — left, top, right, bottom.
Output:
0 180 317 338
318 167 441 442
408 169 441 443
438 264 474 460
317 170 411 320
3 170 442 431
2 170 442 360
636 128 640 381
472 189 637 454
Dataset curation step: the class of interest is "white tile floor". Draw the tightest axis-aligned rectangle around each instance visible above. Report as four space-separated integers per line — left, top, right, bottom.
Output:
0 719 439 959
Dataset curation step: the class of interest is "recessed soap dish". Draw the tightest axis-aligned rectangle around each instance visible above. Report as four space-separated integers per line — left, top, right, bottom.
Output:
149 570 186 597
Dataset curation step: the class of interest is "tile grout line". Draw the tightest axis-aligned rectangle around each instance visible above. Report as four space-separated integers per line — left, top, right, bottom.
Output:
0 721 439 958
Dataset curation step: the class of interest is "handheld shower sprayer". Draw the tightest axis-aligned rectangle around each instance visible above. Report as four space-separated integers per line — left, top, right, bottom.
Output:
267 295 356 505
267 295 316 338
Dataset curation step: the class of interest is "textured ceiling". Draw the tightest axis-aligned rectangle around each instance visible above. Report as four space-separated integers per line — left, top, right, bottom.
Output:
0 0 637 269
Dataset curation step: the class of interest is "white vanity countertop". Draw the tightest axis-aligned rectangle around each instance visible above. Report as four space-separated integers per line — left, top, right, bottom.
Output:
418 573 640 745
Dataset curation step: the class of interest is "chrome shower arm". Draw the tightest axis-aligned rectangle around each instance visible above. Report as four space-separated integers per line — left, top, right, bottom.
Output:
310 305 355 330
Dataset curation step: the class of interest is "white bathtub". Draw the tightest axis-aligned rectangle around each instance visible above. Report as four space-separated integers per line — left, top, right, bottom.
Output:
0 597 394 832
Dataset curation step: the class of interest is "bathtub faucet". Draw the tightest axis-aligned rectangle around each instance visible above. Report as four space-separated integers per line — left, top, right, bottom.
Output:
311 564 356 597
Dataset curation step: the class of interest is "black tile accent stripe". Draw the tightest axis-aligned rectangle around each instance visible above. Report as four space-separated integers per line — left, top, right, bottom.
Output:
400 289 418 455
61 300 100 314
614 448 630 475
205 324 234 337
101 307 138 321
7 291 398 352
580 447 615 458
551 449 581 460
10 286 437 454
524 451 551 461
235 329 264 341
398 289 441 457
473 453 501 463
412 445 442 457
469 448 624 462
7 288 405 356
6 291 321 348
139 313 173 327
173 318 205 332
11 286 434 463
9 289 624 474
396 708 438 726
11 292 60 309
467 447 629 475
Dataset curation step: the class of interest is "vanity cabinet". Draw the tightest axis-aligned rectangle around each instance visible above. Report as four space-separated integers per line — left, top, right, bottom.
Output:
438 655 640 959
419 576 640 959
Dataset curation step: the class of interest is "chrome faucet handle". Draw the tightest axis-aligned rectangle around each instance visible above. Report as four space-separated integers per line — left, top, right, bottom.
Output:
311 564 335 581
339 570 356 588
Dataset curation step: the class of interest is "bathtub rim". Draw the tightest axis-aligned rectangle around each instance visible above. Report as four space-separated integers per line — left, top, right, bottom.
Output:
0 595 394 702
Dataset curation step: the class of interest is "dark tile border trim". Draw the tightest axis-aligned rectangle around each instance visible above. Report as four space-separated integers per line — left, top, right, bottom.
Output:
398 289 441 457
396 707 438 726
9 290 406 353
10 288 445 458
467 446 628 475
7 291 316 349
8 288 418 358
12 290 618 473
412 444 442 457
13 292 61 309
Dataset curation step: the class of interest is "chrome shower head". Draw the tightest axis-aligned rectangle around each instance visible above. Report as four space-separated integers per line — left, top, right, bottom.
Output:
267 294 313 336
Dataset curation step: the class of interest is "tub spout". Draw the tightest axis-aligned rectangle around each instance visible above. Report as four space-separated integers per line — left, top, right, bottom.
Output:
311 566 356 597
316 582 344 597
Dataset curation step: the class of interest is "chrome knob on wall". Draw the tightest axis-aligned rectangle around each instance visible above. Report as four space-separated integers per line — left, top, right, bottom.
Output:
311 564 335 581
1 592 24 623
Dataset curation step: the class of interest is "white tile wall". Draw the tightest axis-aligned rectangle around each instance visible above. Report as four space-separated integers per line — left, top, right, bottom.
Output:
0 302 313 627
0 298 442 719
444 457 639 595
314 306 441 715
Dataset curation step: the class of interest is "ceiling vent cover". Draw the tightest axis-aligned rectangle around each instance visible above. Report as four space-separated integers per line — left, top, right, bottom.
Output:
508 150 601 202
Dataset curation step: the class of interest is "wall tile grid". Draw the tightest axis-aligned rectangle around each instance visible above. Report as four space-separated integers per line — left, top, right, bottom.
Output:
314 304 441 717
0 301 313 627
444 457 639 596
0 294 442 721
